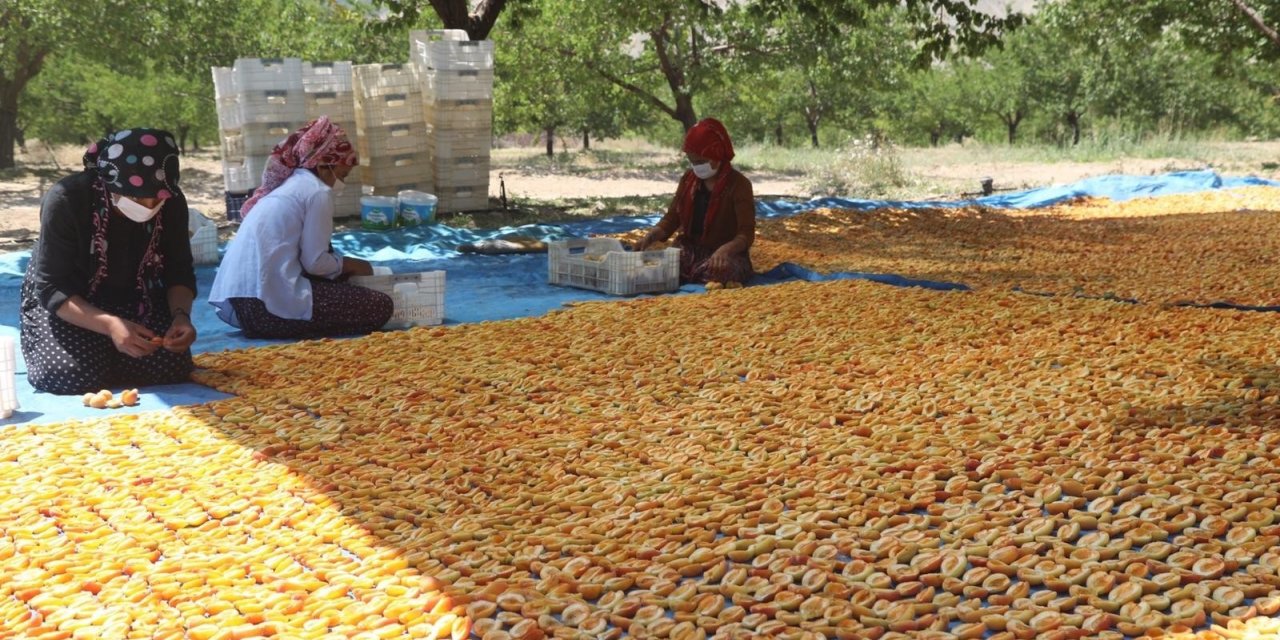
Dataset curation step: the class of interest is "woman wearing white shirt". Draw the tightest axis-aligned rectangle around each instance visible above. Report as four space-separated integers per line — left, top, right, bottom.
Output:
209 117 392 338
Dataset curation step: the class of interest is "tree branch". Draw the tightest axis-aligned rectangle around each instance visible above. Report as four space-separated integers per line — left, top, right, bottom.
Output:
1227 0 1280 48
588 60 679 121
651 13 688 104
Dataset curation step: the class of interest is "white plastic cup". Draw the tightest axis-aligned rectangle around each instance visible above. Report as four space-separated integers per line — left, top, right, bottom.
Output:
0 337 17 419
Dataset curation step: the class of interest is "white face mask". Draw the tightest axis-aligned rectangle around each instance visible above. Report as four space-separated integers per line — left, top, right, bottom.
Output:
114 194 164 223
330 176 346 197
691 162 718 180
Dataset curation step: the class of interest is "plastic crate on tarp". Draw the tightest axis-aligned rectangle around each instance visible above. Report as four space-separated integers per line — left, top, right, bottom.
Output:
548 238 680 296
348 271 446 329
188 208 219 265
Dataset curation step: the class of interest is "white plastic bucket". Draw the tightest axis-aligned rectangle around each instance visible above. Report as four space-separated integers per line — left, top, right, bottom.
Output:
397 190 437 227
360 195 398 231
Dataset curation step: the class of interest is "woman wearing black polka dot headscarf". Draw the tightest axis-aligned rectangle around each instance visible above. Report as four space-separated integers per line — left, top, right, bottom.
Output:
19 128 198 395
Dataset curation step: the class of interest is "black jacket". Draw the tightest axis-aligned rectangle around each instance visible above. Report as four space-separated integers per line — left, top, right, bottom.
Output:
26 171 197 314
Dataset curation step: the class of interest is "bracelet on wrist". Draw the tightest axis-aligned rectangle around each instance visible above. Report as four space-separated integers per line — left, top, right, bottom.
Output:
171 308 190 318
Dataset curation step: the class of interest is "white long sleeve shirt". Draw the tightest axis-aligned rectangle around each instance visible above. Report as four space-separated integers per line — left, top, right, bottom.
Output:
208 169 344 325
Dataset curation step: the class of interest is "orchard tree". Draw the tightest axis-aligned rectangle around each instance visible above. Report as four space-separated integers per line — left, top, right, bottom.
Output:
495 0 651 155
956 47 1032 145
722 3 914 148
0 1 155 168
895 66 973 146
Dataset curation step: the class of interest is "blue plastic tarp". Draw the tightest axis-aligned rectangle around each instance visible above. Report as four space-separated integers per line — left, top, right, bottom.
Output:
2 170 1276 425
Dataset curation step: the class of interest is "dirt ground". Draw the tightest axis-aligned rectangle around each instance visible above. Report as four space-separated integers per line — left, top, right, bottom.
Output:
2 141 1275 251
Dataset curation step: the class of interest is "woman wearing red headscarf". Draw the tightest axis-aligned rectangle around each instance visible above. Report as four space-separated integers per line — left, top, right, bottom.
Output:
209 117 392 339
635 118 755 285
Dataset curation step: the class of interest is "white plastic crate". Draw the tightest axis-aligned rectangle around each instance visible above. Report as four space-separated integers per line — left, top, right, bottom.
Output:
420 68 495 101
212 67 238 99
548 238 680 296
359 152 430 188
220 130 245 163
358 122 428 155
364 182 429 198
349 271 445 329
305 92 356 123
233 57 304 92
435 183 488 213
303 61 354 93
240 90 306 125
188 208 219 265
355 91 423 128
333 189 362 219
428 128 491 158
222 155 270 193
241 122 294 156
0 337 17 420
411 29 495 71
354 63 420 97
223 161 256 193
216 98 242 131
423 98 493 130
432 156 489 187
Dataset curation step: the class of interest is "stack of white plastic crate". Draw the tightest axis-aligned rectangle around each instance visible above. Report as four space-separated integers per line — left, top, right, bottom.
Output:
353 64 430 197
212 58 308 220
412 30 494 213
303 62 361 218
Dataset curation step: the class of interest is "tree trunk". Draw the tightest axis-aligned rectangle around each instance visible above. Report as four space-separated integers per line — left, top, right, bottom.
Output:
775 124 784 146
429 0 508 40
193 130 201 151
177 125 190 154
0 102 17 170
930 129 941 147
1066 111 1081 146
805 80 821 148
545 126 555 157
0 47 49 170
1004 110 1023 145
654 16 697 131
674 96 697 131
582 129 590 151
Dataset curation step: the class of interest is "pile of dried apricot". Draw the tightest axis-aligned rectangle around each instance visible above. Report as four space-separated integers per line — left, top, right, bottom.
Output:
3 188 1280 639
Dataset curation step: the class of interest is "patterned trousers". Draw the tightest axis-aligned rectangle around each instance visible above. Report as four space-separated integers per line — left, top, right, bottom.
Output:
20 279 194 395
228 278 393 340
679 244 755 285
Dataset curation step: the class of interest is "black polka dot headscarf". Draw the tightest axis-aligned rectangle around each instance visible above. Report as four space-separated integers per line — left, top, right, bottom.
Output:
83 128 182 199
81 128 183 318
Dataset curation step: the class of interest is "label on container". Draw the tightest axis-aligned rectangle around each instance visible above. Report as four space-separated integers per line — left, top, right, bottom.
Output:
361 205 396 230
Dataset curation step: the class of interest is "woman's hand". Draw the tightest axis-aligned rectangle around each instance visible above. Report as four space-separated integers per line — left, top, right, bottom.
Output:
341 257 374 278
107 317 161 358
634 230 660 252
706 247 732 273
163 313 197 353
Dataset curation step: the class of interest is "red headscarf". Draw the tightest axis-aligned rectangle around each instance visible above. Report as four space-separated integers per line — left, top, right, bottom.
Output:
240 116 358 219
676 118 735 244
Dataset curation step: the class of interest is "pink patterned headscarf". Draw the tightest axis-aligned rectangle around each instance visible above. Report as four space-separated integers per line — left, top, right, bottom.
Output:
240 116 357 218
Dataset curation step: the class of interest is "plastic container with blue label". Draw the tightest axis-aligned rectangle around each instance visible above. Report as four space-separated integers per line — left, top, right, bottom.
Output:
360 195 398 230
397 190 438 227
